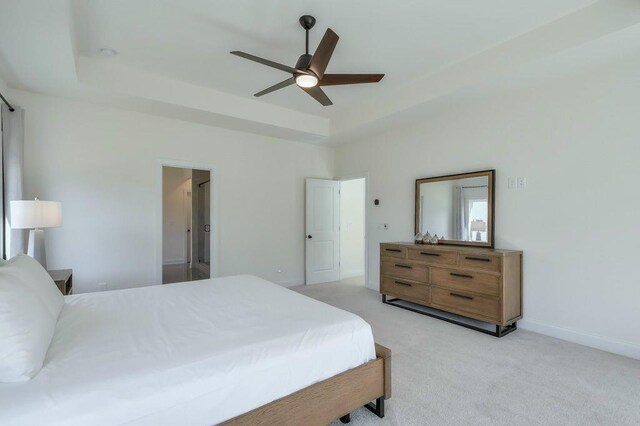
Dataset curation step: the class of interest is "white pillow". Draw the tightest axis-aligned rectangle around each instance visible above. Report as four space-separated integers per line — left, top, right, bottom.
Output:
1 254 64 320
0 274 57 382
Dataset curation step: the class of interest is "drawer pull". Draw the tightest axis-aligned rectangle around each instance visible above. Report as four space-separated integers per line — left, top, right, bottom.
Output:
450 272 473 279
385 248 402 253
420 252 441 257
394 280 413 287
465 256 491 262
394 264 413 269
450 292 474 300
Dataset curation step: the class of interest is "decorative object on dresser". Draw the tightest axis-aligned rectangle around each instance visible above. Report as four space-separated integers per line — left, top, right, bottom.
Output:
416 169 495 248
47 269 73 295
380 243 522 337
9 198 62 268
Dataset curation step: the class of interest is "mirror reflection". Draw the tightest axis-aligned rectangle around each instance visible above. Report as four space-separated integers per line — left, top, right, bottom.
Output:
416 171 494 246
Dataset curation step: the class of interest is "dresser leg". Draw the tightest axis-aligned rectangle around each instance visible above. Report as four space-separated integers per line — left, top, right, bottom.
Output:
339 413 351 423
496 322 517 337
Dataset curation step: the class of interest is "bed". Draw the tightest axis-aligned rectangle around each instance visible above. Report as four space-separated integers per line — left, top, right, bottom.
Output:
0 274 391 425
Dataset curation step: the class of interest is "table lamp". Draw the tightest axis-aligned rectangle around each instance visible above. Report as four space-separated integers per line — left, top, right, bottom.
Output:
470 220 486 241
10 198 62 269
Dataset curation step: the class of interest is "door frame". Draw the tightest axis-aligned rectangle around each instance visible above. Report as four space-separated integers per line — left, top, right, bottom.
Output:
157 159 219 284
337 172 369 288
184 187 192 266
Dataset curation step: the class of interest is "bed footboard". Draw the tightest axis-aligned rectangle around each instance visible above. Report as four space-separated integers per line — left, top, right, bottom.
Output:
223 342 391 425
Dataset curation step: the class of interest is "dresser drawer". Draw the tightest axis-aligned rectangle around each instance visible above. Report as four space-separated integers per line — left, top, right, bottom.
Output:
407 248 458 266
381 276 429 304
381 261 428 283
431 287 500 322
380 246 407 259
458 253 502 273
431 267 500 297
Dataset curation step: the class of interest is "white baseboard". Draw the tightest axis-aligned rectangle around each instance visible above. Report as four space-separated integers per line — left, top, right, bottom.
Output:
278 279 304 288
519 318 640 360
163 259 186 266
340 270 365 280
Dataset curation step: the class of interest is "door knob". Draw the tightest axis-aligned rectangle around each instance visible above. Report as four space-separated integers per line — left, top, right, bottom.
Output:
307 235 313 239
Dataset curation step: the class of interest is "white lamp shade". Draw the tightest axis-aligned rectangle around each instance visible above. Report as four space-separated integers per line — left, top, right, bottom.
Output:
470 220 486 232
10 200 62 229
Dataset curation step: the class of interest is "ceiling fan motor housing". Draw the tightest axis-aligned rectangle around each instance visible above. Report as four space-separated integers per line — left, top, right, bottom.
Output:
295 54 313 71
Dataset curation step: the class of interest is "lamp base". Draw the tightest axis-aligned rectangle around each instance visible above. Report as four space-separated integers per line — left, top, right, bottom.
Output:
27 229 47 269
475 231 482 241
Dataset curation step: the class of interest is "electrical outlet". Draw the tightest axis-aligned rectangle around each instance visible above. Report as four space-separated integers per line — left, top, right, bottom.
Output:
517 177 527 189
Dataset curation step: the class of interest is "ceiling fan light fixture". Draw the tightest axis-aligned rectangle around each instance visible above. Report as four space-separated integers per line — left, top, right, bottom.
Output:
295 74 319 88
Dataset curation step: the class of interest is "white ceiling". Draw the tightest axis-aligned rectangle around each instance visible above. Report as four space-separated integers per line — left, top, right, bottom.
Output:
1 0 639 142
73 0 595 117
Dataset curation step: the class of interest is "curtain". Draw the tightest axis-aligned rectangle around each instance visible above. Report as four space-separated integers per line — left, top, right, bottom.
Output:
452 186 467 240
1 104 26 259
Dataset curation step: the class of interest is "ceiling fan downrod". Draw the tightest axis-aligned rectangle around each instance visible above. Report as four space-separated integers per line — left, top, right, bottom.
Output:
298 15 316 68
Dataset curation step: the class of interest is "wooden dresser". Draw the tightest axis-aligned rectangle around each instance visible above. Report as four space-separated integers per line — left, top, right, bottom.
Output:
380 243 522 336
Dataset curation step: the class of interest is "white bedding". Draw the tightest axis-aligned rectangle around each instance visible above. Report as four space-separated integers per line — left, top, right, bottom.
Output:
0 275 376 425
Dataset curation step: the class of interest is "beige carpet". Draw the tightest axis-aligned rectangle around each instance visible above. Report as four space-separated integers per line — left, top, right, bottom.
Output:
293 279 640 426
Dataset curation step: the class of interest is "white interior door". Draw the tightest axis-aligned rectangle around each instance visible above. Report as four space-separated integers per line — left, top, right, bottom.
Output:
305 178 340 284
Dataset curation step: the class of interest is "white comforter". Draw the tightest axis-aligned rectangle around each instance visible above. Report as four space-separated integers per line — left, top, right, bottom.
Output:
0 275 375 425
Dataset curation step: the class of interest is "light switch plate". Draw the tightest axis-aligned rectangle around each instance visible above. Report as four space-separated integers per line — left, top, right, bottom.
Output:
507 177 516 189
517 177 527 189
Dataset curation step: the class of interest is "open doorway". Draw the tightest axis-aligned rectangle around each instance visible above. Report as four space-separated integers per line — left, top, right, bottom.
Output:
162 166 211 284
305 177 366 286
339 178 366 286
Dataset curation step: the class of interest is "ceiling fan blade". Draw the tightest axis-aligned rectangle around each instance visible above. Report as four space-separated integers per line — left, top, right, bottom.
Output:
308 29 339 79
301 86 333 106
254 77 296 97
320 74 385 86
230 51 298 74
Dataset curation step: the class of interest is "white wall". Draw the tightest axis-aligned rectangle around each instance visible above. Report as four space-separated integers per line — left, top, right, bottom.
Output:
335 58 640 359
339 178 365 279
0 75 7 97
162 167 191 265
11 89 334 292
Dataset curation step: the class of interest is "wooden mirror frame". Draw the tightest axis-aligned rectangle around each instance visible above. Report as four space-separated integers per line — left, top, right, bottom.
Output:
415 169 495 248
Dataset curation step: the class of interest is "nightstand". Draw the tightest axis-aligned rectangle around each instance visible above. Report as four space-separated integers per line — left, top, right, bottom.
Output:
48 269 73 295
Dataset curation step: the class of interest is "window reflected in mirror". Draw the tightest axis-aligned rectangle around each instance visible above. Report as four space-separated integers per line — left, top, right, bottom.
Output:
415 170 494 248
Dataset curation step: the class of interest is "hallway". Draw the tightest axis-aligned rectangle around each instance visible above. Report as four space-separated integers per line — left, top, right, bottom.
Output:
162 263 209 284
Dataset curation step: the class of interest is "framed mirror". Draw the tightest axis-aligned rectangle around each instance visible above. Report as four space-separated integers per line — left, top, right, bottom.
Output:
415 170 495 248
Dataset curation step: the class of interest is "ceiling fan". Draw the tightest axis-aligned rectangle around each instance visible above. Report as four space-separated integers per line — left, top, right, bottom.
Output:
230 15 384 106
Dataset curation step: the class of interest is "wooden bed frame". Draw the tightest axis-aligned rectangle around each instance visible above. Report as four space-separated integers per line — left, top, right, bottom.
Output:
224 343 391 425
